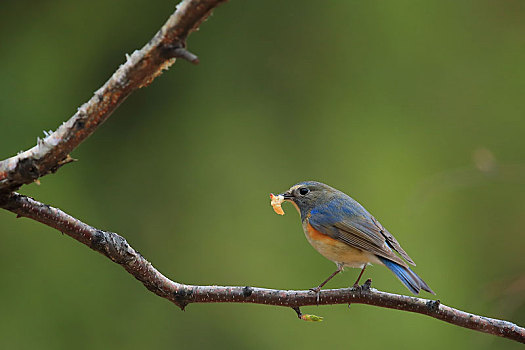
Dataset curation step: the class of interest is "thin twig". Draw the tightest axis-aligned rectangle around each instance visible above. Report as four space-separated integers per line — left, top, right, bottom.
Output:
0 0 226 195
0 192 523 344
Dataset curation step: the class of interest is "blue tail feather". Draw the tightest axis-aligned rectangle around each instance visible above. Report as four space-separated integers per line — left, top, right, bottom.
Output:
378 256 434 295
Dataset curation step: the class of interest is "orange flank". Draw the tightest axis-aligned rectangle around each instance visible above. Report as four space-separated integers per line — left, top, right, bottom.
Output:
305 223 339 246
304 221 378 268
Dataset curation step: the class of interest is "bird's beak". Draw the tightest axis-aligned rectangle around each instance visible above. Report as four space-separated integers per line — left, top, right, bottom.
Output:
280 191 293 201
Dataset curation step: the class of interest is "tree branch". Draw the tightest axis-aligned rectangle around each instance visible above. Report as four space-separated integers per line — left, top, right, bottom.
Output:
0 0 226 195
0 192 524 344
1 0 523 345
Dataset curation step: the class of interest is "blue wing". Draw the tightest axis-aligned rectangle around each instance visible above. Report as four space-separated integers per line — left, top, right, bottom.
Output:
308 195 415 267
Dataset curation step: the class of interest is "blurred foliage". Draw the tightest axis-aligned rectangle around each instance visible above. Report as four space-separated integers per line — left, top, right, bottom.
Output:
1 0 524 349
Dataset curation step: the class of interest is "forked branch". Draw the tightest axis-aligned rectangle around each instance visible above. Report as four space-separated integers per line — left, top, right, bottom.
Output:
0 0 523 345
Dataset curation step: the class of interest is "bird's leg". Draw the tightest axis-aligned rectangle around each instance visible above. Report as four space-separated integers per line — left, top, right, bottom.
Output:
348 265 368 309
353 264 367 288
311 265 344 292
310 264 344 304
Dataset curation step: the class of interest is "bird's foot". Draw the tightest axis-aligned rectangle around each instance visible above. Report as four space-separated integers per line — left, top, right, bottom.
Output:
309 287 321 305
351 278 372 291
348 279 372 308
362 278 372 291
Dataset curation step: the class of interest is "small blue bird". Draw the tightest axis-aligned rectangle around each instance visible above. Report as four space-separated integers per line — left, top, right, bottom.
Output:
274 181 434 295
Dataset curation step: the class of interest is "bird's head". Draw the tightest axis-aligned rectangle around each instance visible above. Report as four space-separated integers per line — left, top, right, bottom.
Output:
279 181 337 218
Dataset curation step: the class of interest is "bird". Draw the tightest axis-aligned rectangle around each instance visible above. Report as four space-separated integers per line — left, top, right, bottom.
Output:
273 181 434 296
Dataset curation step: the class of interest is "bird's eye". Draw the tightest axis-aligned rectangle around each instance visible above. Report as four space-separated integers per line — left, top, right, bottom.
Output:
299 188 310 196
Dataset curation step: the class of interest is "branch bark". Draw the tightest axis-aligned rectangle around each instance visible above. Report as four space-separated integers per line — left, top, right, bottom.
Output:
0 192 524 344
0 0 226 195
0 0 523 345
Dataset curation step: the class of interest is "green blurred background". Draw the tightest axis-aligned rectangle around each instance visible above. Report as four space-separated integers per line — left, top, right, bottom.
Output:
1 0 524 349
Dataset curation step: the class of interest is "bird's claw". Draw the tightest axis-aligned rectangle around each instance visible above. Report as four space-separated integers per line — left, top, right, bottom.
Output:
349 279 372 308
309 287 321 305
351 278 372 292
309 287 321 293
